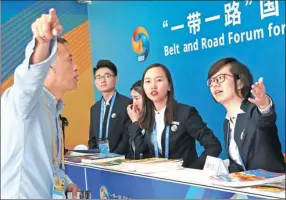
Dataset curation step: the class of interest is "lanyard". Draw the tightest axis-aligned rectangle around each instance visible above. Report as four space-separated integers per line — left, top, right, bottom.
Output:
43 97 65 171
99 91 117 139
152 123 170 159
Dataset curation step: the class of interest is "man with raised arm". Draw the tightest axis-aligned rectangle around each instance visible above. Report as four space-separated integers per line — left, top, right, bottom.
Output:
1 8 80 199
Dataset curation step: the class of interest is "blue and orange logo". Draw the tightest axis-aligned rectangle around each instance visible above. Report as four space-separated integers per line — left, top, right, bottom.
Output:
131 26 149 62
99 186 109 199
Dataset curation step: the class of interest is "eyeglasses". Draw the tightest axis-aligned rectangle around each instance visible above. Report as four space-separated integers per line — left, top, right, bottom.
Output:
95 73 115 81
207 74 235 87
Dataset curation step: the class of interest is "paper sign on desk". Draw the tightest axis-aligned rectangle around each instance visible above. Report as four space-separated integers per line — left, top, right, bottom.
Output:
203 156 229 175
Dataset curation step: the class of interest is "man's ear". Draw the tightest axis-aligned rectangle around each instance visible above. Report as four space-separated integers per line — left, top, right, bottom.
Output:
115 76 118 84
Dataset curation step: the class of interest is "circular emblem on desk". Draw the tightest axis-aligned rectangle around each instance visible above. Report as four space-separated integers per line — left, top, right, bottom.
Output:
99 186 109 199
111 113 116 118
171 125 177 132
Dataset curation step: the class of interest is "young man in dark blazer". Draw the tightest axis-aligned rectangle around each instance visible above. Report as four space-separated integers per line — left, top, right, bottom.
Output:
207 57 286 173
88 60 131 155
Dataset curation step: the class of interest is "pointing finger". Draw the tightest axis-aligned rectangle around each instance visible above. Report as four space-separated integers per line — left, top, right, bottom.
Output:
258 77 263 85
48 8 58 23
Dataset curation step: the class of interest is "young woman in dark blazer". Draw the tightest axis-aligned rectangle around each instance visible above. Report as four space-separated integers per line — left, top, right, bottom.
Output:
128 63 222 169
207 57 286 173
126 80 144 159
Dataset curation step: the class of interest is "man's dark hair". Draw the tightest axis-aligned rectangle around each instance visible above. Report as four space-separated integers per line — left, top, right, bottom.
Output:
207 57 253 99
93 59 118 76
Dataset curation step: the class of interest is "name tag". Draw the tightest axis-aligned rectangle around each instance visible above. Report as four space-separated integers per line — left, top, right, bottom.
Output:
203 155 229 175
52 176 65 199
98 140 110 154
171 121 180 125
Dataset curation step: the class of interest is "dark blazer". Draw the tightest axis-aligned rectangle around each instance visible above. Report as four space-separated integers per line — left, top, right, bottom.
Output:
130 101 222 169
127 123 149 160
88 92 132 155
224 99 286 173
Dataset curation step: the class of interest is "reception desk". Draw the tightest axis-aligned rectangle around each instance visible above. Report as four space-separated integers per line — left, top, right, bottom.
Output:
65 162 285 199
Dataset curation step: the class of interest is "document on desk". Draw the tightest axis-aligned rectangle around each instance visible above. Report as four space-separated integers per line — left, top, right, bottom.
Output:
65 153 125 165
210 169 285 188
243 182 286 199
153 168 212 184
119 159 183 174
80 153 125 164
65 151 98 158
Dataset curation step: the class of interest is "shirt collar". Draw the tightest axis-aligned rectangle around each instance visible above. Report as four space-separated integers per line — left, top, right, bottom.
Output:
105 98 111 106
154 105 167 116
102 91 116 106
43 87 65 115
225 109 245 120
225 98 247 120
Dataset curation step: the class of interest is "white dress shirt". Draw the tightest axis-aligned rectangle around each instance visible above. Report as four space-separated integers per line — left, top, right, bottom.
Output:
1 37 72 199
154 106 167 154
226 99 273 167
227 109 245 166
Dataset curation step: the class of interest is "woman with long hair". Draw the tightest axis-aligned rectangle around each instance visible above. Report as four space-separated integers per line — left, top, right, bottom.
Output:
127 80 145 159
129 63 222 168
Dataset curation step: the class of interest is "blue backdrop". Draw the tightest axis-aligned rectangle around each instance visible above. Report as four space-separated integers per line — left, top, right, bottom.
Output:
88 1 285 158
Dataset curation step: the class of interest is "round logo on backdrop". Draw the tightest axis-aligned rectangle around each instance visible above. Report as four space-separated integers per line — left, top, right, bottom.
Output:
99 186 109 199
131 26 150 62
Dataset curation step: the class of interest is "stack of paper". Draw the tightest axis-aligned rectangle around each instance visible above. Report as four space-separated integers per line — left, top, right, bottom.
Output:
80 153 125 164
210 169 285 188
64 152 125 165
118 158 183 174
65 151 96 158
249 181 285 193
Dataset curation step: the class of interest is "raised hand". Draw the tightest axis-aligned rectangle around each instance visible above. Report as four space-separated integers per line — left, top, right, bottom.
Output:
127 104 140 123
248 77 270 109
31 8 63 44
